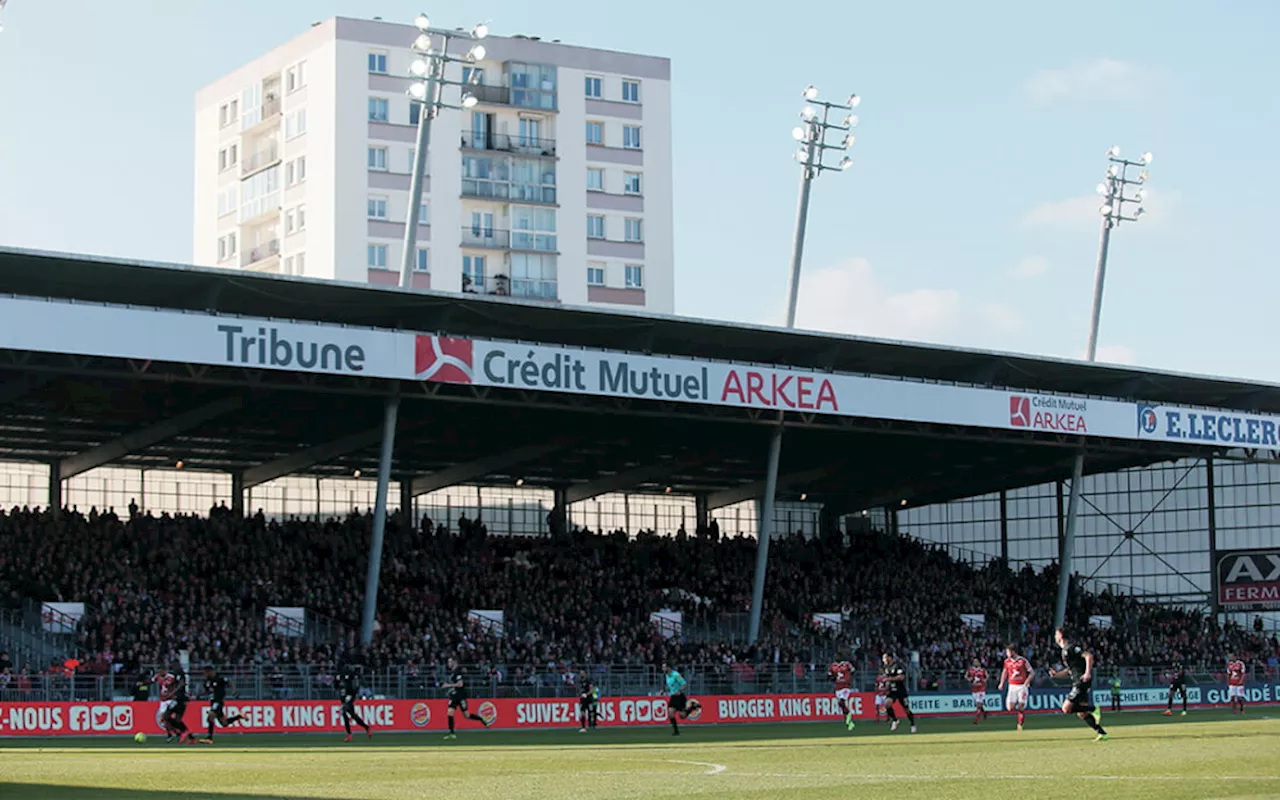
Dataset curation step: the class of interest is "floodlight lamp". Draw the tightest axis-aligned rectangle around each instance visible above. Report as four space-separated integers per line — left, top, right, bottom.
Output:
1100 204 1113 215
467 44 487 62
353 469 363 478
409 59 429 77
847 94 861 108
413 34 433 52
1096 182 1108 195
175 460 185 470
838 156 853 170
1107 145 1121 157
1135 207 1145 218
1106 164 1119 177
800 493 808 501
1141 151 1153 164
844 114 859 128
408 83 427 100
461 93 479 108
415 13 431 31
801 106 817 121
795 148 809 162
472 22 489 39
842 134 855 148
803 85 819 100
1135 188 1148 202
1137 169 1150 183
792 126 807 141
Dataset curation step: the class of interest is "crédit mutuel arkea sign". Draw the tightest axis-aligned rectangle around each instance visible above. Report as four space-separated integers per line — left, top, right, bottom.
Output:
3 294 1280 448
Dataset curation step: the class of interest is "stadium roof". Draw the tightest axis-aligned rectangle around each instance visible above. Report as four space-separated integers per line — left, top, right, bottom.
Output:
0 247 1270 512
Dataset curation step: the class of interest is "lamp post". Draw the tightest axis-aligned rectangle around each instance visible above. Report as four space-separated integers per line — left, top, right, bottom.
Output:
747 86 860 645
1054 145 1152 631
398 13 489 289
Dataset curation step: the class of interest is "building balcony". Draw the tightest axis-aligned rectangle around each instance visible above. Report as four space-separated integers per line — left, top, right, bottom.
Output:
241 144 281 177
460 227 509 249
460 131 557 158
461 180 557 205
241 97 282 134
468 84 511 105
241 239 280 268
462 274 558 301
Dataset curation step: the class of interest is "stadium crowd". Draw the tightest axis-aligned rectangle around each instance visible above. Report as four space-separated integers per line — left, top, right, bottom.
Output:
1 504 1277 688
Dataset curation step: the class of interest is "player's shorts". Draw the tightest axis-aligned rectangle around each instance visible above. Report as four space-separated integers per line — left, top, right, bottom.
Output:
1066 682 1092 706
1170 680 1186 692
342 697 357 713
668 693 688 713
888 691 909 704
1228 685 1245 699
448 695 468 711
971 691 986 704
210 701 225 717
874 695 886 708
835 688 852 702
1005 684 1029 708
158 699 174 717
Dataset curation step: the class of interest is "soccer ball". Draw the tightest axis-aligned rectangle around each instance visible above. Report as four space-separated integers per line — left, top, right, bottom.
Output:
134 733 147 743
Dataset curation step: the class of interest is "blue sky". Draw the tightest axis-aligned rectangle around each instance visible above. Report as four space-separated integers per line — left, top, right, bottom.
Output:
1 0 1278 382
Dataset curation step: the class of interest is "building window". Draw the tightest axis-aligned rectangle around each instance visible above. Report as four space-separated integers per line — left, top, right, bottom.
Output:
625 265 644 289
285 209 296 234
511 205 557 252
285 62 305 93
587 168 604 192
368 52 388 74
368 196 388 219
296 252 306 275
367 244 388 269
509 62 557 109
219 100 238 128
368 97 389 122
284 256 294 274
622 80 640 103
296 204 306 230
625 218 643 242
285 108 307 139
217 232 238 262
368 146 388 171
217 187 237 217
416 248 429 272
587 265 605 286
585 76 602 98
409 103 421 126
462 66 485 86
418 199 429 224
623 125 641 149
285 156 307 186
463 255 486 289
585 121 603 145
624 172 641 195
586 215 606 239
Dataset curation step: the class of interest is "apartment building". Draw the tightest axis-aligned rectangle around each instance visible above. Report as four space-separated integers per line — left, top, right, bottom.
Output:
193 17 674 313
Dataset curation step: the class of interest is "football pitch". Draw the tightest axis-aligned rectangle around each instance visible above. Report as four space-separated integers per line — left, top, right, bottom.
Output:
2 710 1278 800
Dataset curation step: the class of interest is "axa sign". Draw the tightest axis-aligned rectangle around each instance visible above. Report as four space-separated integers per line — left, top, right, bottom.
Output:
1216 548 1280 610
1009 395 1088 433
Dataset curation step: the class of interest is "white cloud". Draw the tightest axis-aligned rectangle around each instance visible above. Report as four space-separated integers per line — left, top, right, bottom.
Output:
1021 189 1179 231
789 258 1021 346
1025 58 1155 104
1011 256 1049 278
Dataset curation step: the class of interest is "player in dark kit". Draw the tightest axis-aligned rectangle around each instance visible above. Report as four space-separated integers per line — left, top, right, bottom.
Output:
880 653 917 733
163 672 194 744
202 666 245 742
578 678 600 732
337 666 372 741
443 657 491 740
1163 660 1189 716
1049 628 1109 741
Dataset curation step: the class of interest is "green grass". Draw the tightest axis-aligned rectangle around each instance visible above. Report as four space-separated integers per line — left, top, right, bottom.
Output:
2 709 1278 799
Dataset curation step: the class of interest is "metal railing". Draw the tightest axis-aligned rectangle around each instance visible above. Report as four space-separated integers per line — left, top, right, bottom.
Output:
461 179 557 205
462 274 557 301
467 84 511 105
460 131 557 157
241 145 280 176
241 239 281 268
460 227 509 249
3 662 1273 704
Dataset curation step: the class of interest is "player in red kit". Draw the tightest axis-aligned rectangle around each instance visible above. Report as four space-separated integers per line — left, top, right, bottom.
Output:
999 644 1034 731
152 667 179 743
874 673 889 723
1226 655 1247 715
828 652 857 730
965 658 989 724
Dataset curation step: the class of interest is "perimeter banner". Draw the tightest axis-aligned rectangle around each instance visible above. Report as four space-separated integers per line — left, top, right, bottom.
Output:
1 294 1275 448
1 687 1276 736
1214 548 1280 610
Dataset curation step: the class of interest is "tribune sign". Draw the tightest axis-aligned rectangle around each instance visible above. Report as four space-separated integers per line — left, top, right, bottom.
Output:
2 295 1278 448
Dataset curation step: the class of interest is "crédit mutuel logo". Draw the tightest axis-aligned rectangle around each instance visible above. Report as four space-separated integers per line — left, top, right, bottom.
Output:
414 336 474 384
1008 395 1088 433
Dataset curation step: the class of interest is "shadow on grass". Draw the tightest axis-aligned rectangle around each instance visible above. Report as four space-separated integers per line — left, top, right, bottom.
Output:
0 786 311 800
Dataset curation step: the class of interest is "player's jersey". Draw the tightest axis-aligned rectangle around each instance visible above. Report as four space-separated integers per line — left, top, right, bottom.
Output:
1061 644 1089 684
448 670 467 701
1169 662 1187 684
170 677 190 705
338 672 360 699
155 674 177 701
1003 656 1032 686
965 667 988 692
580 684 597 703
829 661 854 691
204 675 229 703
665 671 687 696
1227 660 1246 686
881 662 908 696
875 675 889 697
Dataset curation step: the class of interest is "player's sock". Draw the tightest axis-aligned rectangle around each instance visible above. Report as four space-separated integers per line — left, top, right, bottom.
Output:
352 712 370 731
885 705 897 722
905 709 916 726
1016 710 1025 727
1082 714 1107 735
670 716 679 735
227 714 244 726
344 716 352 735
207 718 215 740
448 715 455 734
